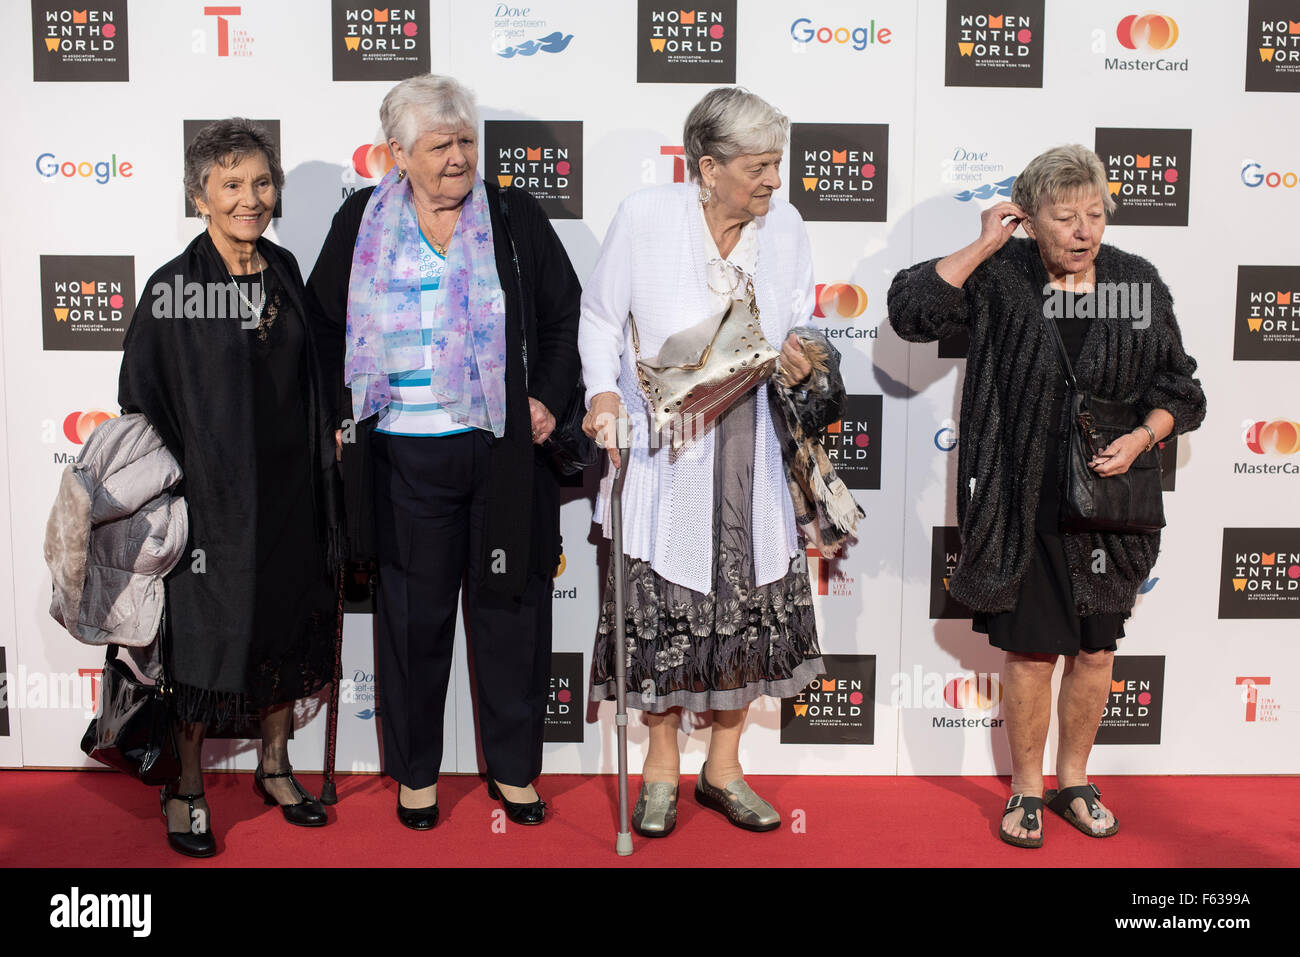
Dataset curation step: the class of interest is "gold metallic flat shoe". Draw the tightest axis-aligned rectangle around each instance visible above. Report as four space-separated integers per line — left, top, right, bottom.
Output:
693 761 780 832
632 781 679 837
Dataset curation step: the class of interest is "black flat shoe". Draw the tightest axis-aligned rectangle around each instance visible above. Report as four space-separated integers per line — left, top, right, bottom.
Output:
160 786 217 858
254 763 329 828
487 777 547 825
396 791 439 830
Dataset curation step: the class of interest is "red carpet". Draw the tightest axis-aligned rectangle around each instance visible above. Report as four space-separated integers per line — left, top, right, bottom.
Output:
2 770 1297 867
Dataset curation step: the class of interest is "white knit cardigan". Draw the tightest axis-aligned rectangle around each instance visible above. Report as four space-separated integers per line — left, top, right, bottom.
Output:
579 183 815 593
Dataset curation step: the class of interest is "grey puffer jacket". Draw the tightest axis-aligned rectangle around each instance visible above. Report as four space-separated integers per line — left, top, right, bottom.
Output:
45 413 188 646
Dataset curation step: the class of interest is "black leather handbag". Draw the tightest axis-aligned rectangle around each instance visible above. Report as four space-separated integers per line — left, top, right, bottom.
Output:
496 190 597 477
1041 314 1166 534
80 619 179 786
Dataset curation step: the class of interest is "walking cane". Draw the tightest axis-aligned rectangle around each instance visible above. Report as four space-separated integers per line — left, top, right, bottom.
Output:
611 433 633 856
320 561 345 805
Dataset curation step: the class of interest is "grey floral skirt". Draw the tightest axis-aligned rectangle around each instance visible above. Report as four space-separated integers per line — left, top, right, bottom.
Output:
590 390 825 713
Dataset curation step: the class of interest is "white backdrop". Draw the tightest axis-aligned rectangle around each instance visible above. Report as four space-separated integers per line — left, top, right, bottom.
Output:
2 0 1297 778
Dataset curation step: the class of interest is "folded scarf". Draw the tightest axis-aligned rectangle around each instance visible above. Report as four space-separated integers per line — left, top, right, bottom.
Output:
768 327 864 558
344 167 507 435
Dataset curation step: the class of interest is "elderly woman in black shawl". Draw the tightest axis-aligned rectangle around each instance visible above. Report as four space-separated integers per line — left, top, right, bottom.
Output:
118 119 341 857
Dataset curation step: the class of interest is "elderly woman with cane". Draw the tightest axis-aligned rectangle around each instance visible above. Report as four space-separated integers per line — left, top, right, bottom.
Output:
888 144 1205 847
119 118 341 856
582 87 854 839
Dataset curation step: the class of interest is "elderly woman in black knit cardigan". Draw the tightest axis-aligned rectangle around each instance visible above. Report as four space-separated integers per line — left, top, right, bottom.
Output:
888 144 1205 848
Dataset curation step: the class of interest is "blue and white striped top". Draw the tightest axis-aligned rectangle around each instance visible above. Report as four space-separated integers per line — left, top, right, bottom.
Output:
374 233 476 437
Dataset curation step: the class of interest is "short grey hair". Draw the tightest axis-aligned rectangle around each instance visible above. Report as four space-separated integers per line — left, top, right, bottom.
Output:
1012 144 1116 216
683 87 789 183
183 118 284 208
380 74 478 153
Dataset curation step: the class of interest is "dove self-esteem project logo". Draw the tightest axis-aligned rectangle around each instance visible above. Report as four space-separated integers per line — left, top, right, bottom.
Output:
484 120 582 219
491 4 573 58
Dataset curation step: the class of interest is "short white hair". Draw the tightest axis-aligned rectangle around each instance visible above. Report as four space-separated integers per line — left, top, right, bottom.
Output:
1012 144 1117 216
683 87 789 183
380 74 478 153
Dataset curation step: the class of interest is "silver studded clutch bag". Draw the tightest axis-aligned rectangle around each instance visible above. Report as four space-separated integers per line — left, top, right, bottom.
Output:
628 277 779 444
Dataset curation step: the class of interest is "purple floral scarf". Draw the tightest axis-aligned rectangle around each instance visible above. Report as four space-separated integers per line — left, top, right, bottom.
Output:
344 167 507 436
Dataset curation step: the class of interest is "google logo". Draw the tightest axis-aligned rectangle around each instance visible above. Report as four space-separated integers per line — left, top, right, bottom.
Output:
1242 162 1298 188
789 17 891 51
813 282 868 319
36 153 133 184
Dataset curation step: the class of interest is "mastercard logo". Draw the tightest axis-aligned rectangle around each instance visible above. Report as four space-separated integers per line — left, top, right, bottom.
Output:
63 409 117 444
1116 13 1178 50
943 674 1002 710
352 141 394 180
1244 419 1300 456
813 282 867 319
554 553 567 577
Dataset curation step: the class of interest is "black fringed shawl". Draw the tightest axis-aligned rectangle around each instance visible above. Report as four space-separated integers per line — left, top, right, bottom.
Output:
118 231 342 721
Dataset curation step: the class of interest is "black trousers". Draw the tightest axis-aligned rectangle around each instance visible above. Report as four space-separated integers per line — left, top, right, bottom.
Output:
372 430 552 789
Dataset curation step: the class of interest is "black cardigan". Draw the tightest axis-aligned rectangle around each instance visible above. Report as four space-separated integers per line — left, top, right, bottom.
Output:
888 237 1206 616
303 183 581 599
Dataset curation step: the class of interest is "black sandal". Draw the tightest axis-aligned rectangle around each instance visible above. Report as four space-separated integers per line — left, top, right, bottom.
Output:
1045 783 1119 838
999 793 1044 848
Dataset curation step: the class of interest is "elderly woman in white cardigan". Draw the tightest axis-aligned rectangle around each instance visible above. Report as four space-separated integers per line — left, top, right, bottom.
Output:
580 88 825 838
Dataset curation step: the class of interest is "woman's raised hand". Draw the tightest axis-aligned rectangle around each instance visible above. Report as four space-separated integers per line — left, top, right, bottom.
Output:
978 201 1028 256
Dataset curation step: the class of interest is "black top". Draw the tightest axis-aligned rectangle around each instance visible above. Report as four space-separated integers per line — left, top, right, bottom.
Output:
1038 299 1089 533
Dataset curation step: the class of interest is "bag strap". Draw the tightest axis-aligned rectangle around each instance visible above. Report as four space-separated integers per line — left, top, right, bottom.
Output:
495 188 530 388
1039 309 1079 393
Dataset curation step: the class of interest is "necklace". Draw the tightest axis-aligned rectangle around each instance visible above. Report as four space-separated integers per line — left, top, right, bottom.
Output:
421 205 463 257
227 252 266 320
705 259 743 298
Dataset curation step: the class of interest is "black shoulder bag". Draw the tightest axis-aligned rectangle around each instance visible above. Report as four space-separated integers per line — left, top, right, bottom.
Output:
1041 313 1166 534
496 189 597 476
80 611 180 786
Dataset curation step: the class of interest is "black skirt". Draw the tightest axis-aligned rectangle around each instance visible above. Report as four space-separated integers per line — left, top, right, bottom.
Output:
973 309 1125 656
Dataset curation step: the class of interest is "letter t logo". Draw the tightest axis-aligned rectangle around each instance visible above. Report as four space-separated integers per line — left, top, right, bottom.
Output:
204 6 241 56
